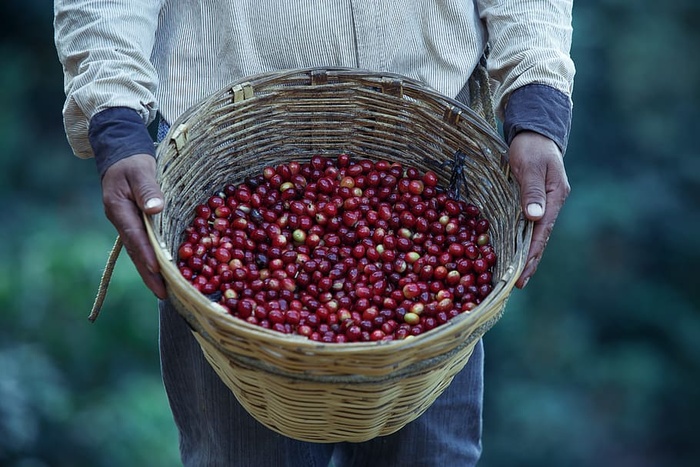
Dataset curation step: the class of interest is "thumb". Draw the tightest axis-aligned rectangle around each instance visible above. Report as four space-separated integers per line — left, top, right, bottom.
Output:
518 167 547 221
508 132 553 222
127 154 165 215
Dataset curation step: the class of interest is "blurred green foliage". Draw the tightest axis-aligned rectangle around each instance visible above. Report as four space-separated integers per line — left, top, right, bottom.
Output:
1 1 698 466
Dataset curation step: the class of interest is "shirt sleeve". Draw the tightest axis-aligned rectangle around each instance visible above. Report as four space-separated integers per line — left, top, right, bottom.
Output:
54 0 163 160
89 107 157 177
503 83 572 155
476 0 576 122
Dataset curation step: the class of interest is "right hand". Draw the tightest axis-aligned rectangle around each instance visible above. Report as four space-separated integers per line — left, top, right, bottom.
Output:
508 131 571 289
101 153 168 299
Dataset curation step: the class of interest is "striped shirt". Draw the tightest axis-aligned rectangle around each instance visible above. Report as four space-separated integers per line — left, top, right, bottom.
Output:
54 0 575 163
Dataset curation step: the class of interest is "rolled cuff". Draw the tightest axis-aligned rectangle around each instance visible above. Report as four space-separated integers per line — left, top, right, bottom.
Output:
88 107 156 177
503 83 572 155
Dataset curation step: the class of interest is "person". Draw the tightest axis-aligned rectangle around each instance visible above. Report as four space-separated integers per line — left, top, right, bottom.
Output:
54 1 574 465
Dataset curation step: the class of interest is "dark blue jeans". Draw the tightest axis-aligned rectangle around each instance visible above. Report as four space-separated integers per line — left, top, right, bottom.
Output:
156 121 484 466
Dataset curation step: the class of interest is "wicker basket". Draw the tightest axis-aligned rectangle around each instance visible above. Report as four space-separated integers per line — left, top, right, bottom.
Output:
143 67 531 443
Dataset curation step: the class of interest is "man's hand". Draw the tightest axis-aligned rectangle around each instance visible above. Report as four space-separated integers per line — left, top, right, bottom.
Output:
101 154 168 299
508 131 571 288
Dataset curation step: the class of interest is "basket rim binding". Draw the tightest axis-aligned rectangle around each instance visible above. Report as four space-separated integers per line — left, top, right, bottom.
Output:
143 66 532 371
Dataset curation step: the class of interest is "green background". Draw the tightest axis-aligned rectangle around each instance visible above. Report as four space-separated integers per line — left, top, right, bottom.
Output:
1 1 698 466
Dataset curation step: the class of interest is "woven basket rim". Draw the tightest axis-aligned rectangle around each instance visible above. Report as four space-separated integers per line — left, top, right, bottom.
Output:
177 66 505 150
145 66 532 359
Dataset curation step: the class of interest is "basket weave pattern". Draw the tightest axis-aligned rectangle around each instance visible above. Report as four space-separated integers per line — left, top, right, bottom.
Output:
145 67 531 443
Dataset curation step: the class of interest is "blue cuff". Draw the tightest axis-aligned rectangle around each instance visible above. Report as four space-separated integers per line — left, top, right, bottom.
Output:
88 107 156 177
503 83 572 155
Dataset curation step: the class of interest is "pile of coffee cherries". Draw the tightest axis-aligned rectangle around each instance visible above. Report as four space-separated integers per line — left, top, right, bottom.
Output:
176 154 497 343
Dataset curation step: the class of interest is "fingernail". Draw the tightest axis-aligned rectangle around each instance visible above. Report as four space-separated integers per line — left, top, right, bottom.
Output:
527 203 544 218
145 198 163 210
522 277 530 288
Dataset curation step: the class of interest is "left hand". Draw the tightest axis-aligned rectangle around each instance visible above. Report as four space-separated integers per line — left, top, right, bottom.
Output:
508 131 571 288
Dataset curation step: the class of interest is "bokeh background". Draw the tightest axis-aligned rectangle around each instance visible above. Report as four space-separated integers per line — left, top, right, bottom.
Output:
1 1 698 466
